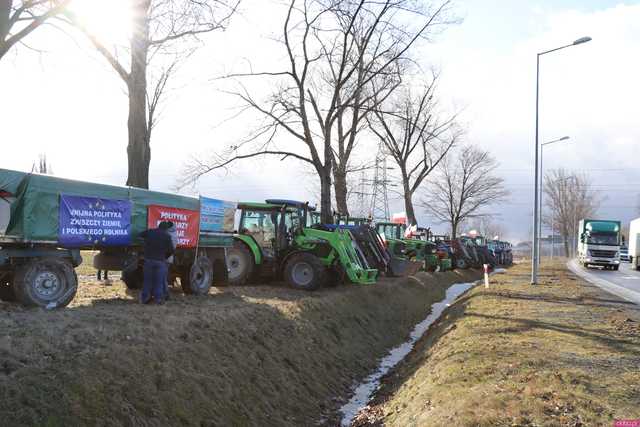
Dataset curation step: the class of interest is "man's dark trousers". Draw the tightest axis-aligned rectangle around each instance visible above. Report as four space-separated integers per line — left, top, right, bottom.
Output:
141 259 168 303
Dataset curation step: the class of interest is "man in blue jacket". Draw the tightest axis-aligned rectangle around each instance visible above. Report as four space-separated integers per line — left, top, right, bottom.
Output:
140 221 175 304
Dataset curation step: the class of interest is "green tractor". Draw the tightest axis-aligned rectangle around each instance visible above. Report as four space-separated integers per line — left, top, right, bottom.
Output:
226 200 377 290
375 222 440 272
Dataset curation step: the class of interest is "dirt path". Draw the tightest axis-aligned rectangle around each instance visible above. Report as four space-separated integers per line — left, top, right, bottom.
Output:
0 269 480 427
351 261 640 427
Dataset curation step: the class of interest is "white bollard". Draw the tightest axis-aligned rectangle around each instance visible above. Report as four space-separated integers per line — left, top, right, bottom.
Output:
484 264 489 288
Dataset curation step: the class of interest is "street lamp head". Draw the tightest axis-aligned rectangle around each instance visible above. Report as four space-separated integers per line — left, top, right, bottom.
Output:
560 136 570 141
573 36 592 45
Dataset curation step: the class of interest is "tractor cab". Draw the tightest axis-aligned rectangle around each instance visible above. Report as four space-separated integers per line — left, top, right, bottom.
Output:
237 201 302 258
375 221 439 270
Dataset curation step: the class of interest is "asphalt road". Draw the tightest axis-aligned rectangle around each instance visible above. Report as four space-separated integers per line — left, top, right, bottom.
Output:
567 259 640 305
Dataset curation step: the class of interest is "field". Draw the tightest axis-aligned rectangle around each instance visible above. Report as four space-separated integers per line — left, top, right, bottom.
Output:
352 260 640 426
0 264 481 426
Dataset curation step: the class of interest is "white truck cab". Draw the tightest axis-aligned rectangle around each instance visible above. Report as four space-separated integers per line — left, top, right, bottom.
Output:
577 219 621 270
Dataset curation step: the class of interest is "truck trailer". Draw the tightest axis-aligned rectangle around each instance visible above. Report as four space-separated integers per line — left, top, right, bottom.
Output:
576 219 621 270
0 168 233 308
628 217 640 270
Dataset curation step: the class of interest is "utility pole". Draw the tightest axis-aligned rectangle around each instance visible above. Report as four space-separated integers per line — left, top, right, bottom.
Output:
370 142 391 221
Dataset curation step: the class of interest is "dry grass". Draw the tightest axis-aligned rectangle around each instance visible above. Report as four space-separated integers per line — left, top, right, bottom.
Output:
0 267 481 426
353 260 640 427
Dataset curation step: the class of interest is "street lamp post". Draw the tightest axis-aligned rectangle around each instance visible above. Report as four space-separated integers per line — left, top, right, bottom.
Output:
537 136 570 267
531 36 591 285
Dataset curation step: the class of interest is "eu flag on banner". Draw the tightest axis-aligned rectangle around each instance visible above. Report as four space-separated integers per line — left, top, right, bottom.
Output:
58 195 132 247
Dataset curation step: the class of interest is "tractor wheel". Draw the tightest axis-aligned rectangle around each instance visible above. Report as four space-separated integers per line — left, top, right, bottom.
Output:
225 241 255 285
14 258 77 308
284 252 326 291
122 257 143 290
455 257 468 270
181 257 214 295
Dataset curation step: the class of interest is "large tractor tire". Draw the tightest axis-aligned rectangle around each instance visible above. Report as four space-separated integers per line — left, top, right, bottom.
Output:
181 257 214 295
14 258 77 308
225 241 255 285
122 257 144 290
284 252 326 291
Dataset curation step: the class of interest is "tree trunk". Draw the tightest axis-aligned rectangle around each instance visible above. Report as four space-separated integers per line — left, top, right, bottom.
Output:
451 220 458 239
0 4 12 60
333 166 349 216
319 168 333 224
126 0 151 189
403 181 417 225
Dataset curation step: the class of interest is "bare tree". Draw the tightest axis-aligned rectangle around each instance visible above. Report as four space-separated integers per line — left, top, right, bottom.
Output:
63 0 239 189
181 0 454 223
368 73 461 225
466 216 506 240
422 145 508 237
0 0 70 60
542 168 600 257
31 153 53 174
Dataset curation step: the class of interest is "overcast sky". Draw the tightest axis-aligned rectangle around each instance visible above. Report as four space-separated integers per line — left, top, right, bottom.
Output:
1 0 639 242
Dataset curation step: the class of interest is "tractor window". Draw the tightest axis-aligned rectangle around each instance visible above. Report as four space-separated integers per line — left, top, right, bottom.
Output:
282 210 303 232
241 210 276 247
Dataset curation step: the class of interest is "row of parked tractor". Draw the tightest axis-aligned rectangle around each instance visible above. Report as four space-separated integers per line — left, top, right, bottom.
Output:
225 199 513 291
0 164 512 308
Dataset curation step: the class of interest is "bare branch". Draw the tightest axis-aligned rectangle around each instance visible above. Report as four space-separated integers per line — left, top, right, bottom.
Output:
421 145 509 236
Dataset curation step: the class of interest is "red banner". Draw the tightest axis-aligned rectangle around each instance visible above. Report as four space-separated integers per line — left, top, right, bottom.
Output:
147 205 200 248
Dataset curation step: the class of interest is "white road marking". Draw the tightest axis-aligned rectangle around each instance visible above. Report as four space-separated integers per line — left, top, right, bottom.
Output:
567 260 640 305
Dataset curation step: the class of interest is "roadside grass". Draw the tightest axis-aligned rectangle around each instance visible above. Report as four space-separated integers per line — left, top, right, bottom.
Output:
355 260 640 427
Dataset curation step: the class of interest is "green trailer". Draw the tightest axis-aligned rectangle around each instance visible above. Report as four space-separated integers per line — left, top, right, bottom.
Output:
0 168 232 308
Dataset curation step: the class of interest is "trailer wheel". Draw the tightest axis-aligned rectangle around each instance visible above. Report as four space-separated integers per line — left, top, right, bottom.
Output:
181 257 213 295
225 241 255 285
14 258 77 308
284 252 326 291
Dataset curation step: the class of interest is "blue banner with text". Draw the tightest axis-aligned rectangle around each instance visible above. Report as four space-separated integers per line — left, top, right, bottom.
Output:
58 194 132 247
